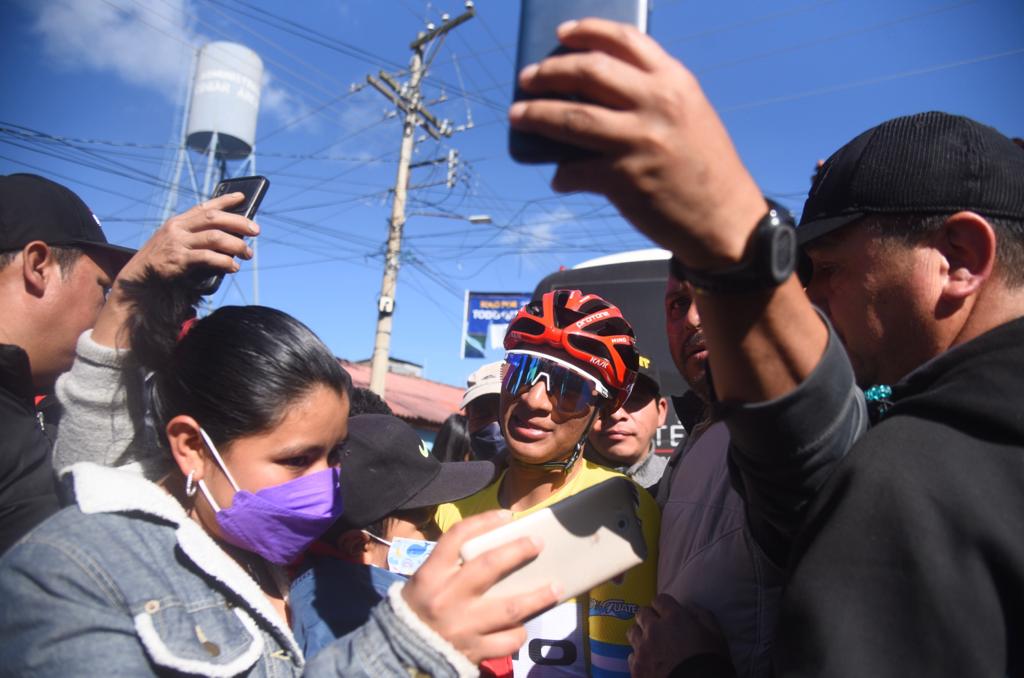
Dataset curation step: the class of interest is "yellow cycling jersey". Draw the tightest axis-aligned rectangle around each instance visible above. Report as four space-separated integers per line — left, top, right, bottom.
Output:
435 460 660 677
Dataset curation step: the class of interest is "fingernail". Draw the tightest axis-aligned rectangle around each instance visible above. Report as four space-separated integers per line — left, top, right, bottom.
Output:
519 63 538 81
497 509 514 521
249 221 259 234
245 247 253 258
550 582 564 598
233 261 240 272
558 20 578 34
530 535 544 550
509 101 527 120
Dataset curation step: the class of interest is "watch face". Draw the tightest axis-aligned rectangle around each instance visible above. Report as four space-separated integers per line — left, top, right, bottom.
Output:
769 221 798 283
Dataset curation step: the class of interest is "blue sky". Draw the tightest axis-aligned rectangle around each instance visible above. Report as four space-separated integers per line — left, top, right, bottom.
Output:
2 0 1022 388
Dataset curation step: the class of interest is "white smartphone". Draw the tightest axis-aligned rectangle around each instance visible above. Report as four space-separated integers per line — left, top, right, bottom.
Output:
459 477 648 602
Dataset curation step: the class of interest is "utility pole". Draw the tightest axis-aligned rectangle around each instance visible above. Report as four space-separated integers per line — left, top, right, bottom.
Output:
367 2 475 397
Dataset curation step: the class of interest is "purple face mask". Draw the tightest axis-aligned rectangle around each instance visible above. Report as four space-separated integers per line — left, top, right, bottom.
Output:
197 428 343 565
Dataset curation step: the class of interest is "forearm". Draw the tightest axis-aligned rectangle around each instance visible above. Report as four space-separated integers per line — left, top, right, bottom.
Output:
697 277 827 404
90 284 136 350
722 319 866 561
53 331 158 476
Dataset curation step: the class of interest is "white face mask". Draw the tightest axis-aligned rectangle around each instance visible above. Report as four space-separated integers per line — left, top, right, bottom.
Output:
363 531 437 576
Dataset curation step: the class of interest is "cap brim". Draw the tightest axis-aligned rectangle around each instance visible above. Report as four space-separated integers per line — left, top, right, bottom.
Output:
460 383 501 410
399 460 498 510
796 212 864 246
76 241 137 266
636 372 660 394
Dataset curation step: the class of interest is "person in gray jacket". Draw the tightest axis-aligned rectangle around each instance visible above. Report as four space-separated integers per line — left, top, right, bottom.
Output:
625 269 865 678
0 198 557 677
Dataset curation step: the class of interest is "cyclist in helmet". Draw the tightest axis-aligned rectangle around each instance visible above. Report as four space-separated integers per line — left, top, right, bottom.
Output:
436 289 660 678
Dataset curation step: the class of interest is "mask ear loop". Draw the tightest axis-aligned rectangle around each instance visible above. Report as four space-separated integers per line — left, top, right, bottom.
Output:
363 530 393 548
196 428 242 512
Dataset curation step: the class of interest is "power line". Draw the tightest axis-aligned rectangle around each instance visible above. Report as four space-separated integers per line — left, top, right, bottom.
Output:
206 0 404 71
722 46 1024 113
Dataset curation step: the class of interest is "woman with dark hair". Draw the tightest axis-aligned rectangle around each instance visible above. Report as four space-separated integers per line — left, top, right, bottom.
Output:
0 197 558 676
432 413 472 463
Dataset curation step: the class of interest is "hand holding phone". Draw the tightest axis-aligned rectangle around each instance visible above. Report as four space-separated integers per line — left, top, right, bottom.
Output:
192 175 269 295
509 0 651 164
400 510 561 665
459 477 648 602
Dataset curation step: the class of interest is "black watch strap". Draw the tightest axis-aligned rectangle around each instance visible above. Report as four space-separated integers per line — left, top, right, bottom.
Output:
671 205 797 294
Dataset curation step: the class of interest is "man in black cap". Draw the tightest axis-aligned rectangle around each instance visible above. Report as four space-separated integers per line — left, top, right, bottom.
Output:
508 17 1024 676
774 112 1024 678
0 173 256 553
586 352 669 491
289 413 497 661
0 173 134 553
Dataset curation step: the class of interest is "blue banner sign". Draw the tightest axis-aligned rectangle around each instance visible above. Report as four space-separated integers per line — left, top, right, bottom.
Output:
462 291 532 359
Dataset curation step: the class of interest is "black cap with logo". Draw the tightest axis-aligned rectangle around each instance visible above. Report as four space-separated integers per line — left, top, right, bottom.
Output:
332 414 498 532
635 353 661 396
0 173 135 260
798 112 1024 245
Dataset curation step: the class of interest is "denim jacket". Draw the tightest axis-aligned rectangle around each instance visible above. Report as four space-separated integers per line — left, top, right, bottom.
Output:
0 463 477 677
290 555 407 660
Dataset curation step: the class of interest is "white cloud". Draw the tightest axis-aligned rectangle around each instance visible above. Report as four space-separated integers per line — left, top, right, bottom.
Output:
27 0 307 127
502 207 570 254
260 70 318 132
31 0 198 94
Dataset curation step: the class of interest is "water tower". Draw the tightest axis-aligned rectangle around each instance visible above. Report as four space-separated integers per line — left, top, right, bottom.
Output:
162 42 263 219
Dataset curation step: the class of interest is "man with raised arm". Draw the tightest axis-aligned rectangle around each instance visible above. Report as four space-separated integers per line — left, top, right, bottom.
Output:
509 18 1024 677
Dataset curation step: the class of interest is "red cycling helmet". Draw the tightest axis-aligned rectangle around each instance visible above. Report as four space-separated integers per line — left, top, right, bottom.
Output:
504 289 639 411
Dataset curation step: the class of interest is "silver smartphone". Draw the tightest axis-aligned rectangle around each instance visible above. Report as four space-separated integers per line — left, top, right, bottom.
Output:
459 477 648 602
509 0 652 164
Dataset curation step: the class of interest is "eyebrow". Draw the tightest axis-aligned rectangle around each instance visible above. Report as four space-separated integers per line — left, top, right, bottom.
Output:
273 444 326 458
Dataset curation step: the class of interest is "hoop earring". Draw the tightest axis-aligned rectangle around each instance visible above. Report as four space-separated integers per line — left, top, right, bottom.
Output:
185 470 197 498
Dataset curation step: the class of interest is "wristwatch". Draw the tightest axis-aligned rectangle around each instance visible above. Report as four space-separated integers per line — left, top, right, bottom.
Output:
670 202 797 294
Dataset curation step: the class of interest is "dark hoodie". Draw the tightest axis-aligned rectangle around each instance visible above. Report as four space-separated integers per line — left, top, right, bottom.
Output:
776 316 1024 678
0 344 59 554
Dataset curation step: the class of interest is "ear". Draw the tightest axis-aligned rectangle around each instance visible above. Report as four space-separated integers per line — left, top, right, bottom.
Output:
655 397 669 427
337 529 373 564
166 415 207 481
20 241 57 297
936 211 997 300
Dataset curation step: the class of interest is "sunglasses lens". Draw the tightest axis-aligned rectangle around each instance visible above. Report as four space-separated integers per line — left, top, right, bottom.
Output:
550 364 594 414
503 353 599 415
502 353 528 396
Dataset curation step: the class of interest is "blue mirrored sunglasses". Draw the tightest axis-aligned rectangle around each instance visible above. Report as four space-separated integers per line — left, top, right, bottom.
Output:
502 350 609 415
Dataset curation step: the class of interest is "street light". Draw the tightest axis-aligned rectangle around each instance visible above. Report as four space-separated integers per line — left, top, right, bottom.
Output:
409 211 492 224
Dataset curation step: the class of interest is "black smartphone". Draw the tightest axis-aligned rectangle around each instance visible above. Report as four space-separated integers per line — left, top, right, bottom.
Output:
509 0 651 164
193 175 269 296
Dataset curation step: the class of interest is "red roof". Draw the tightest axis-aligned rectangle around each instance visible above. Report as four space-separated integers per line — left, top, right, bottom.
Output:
341 361 462 429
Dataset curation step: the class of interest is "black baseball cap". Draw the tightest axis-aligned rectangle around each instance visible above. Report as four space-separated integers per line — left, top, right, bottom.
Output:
332 414 497 531
635 353 660 396
0 173 136 260
798 112 1024 245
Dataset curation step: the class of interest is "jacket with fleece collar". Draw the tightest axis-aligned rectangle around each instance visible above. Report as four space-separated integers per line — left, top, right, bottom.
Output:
0 462 476 678
777 315 1024 678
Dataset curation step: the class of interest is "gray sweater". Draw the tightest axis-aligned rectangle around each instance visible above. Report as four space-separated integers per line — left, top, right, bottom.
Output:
53 330 170 480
